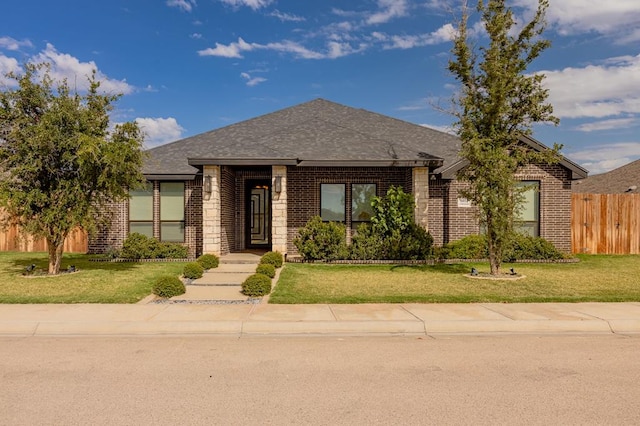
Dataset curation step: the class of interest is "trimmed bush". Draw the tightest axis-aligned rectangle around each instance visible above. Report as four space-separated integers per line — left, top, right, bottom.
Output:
442 234 565 261
241 273 272 297
442 234 488 260
197 253 219 270
120 233 188 259
293 216 348 261
182 262 204 279
152 275 186 298
256 263 276 278
384 224 434 260
260 251 284 268
350 223 383 260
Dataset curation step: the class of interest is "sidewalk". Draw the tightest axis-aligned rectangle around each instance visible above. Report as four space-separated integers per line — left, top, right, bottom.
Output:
1 302 640 337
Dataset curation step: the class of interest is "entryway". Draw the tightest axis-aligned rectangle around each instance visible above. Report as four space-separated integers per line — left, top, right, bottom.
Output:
246 180 271 249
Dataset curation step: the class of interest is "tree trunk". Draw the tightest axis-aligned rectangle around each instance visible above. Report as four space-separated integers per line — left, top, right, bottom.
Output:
47 241 64 275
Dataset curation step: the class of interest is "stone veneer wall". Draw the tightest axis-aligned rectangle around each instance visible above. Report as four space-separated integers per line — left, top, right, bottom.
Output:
271 165 288 254
428 162 573 252
286 166 413 255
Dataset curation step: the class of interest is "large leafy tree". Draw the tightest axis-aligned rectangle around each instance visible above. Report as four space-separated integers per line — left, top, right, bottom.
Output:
448 0 561 274
0 63 145 274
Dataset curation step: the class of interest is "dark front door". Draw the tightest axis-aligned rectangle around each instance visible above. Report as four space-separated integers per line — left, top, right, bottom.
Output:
246 180 270 248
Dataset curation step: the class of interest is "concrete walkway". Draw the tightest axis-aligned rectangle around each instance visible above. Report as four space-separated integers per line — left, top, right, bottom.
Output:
169 253 261 303
1 302 640 337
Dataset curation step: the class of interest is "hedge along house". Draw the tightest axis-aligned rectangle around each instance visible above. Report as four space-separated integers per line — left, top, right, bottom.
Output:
89 99 588 257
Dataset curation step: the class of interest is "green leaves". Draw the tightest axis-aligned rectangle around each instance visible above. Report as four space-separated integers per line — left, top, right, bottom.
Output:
448 0 560 274
0 61 145 274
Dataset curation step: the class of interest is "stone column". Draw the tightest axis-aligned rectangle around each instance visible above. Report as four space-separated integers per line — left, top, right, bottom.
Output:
413 167 429 230
202 165 221 255
271 165 288 255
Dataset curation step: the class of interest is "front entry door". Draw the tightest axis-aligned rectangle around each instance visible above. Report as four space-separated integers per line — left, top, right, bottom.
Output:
246 180 270 249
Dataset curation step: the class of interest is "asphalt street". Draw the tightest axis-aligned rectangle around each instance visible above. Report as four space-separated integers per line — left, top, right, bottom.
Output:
2 335 639 425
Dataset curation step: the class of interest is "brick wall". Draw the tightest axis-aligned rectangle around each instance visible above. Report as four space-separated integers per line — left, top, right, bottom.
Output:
286 166 413 255
428 162 573 252
89 178 202 257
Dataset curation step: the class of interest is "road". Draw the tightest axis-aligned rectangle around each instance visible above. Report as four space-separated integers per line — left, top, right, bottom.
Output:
1 335 639 425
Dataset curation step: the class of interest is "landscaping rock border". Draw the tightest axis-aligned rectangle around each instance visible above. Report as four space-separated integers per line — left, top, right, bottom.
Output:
286 257 580 265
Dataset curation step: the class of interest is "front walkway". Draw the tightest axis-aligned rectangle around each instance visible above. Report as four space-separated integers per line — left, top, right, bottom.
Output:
165 253 262 304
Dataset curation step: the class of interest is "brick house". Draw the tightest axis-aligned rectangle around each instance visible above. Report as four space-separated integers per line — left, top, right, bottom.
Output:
89 99 587 257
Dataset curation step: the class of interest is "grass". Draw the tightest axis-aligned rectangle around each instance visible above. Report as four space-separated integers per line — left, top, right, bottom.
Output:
269 255 640 304
0 252 187 303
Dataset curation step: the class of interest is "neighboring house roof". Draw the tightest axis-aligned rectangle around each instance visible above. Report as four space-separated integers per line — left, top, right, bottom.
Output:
572 159 640 194
143 98 587 180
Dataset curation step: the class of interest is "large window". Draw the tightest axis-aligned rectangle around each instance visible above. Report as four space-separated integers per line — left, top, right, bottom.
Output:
320 184 345 221
351 183 376 222
516 181 539 236
160 182 185 242
129 182 153 237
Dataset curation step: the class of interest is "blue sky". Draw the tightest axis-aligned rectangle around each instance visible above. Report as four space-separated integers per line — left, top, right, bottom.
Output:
1 0 639 174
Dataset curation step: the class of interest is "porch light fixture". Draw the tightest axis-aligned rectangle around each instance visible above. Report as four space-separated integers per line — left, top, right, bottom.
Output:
204 175 212 194
274 175 282 194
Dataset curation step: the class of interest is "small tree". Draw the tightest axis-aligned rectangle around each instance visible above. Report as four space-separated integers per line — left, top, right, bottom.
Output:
448 0 561 274
0 63 145 274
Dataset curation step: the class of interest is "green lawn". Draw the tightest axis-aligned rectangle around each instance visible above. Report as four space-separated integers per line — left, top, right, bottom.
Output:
0 252 186 303
269 255 640 304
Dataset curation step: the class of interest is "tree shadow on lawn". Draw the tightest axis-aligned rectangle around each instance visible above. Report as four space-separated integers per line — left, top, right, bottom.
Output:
2 253 140 275
390 263 472 274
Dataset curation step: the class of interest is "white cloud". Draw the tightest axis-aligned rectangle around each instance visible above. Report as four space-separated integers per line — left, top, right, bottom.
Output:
166 0 196 12
0 36 32 51
515 0 640 43
421 123 456 135
567 142 640 174
366 0 408 25
0 55 21 86
575 118 638 132
190 33 203 39
198 37 257 58
135 117 185 148
269 10 305 22
240 72 267 87
219 0 273 10
32 44 134 95
541 55 640 119
381 23 455 49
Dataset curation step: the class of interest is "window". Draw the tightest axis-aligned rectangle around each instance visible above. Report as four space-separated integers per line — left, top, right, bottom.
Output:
320 184 345 221
516 181 539 236
129 182 153 237
160 182 185 242
351 183 376 221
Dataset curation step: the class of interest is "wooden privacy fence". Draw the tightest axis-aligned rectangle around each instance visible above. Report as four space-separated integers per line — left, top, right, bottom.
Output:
0 222 88 253
572 193 640 254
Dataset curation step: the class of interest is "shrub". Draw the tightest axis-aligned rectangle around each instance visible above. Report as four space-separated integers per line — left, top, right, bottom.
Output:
443 234 488 260
182 262 204 279
121 233 153 259
442 233 564 261
120 233 188 259
350 223 383 260
371 186 415 238
260 251 284 268
241 273 272 297
293 216 349 261
155 242 189 259
152 275 186 298
197 253 219 270
503 233 565 261
256 263 276 278
384 224 434 260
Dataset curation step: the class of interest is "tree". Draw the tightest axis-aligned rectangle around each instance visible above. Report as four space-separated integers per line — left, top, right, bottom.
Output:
0 63 146 274
448 0 561 274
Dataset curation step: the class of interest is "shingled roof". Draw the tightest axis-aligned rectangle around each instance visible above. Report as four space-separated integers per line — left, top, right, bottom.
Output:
142 98 461 178
142 98 587 181
572 159 640 194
